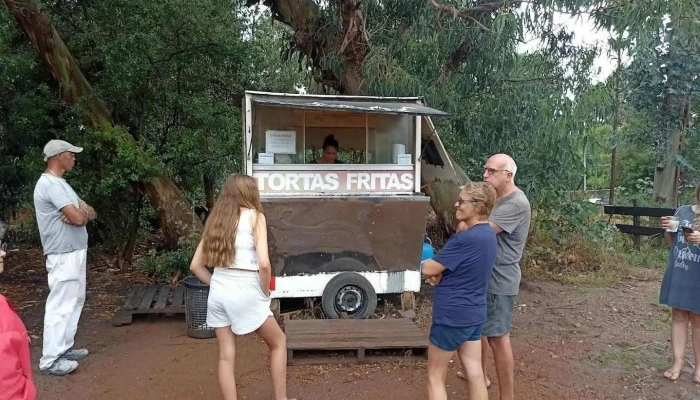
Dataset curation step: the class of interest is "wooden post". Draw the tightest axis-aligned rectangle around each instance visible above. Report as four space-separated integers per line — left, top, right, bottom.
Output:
632 200 641 251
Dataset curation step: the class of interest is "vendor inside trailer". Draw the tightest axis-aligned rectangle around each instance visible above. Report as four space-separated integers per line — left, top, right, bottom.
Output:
309 134 343 164
246 95 448 196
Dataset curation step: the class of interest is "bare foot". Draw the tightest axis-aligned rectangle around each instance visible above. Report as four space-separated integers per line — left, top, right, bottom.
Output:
456 370 491 388
664 369 682 382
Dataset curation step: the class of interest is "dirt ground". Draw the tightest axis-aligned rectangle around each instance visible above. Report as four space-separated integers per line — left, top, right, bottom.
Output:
2 249 700 400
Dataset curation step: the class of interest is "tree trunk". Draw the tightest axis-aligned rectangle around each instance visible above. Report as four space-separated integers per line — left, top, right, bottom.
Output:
5 0 203 245
122 187 143 268
652 94 688 206
204 174 216 211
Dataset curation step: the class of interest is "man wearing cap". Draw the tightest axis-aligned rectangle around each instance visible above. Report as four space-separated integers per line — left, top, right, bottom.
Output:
33 140 96 376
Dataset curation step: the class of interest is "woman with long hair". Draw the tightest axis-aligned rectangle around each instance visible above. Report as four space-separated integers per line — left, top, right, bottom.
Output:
190 174 294 400
659 184 700 383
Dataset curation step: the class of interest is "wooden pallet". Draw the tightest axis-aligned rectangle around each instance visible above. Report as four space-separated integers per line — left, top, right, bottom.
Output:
284 318 427 365
112 285 185 326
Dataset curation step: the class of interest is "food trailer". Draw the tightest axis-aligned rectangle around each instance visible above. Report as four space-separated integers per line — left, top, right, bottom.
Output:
242 91 455 319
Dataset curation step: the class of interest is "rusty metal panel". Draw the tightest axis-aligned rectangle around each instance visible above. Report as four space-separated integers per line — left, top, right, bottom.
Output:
262 196 431 276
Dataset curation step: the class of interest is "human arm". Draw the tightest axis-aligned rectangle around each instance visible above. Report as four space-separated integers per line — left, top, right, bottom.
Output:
661 217 673 245
254 212 272 297
0 248 5 274
0 297 36 400
60 201 95 225
421 234 466 285
189 240 212 285
44 184 89 226
80 201 96 221
421 259 447 277
489 196 528 234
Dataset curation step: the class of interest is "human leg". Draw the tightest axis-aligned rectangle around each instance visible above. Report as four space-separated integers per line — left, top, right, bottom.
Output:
215 327 237 400
256 317 295 400
457 339 488 400
664 308 689 381
427 343 453 400
689 311 700 383
40 252 83 372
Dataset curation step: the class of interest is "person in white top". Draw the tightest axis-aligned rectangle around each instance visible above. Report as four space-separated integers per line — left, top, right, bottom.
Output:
34 140 96 376
190 174 295 400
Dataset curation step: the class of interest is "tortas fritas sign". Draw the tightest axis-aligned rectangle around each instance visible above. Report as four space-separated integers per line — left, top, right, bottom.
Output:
253 170 414 193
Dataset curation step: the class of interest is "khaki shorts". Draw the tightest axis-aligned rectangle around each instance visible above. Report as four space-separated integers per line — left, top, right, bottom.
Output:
482 293 516 337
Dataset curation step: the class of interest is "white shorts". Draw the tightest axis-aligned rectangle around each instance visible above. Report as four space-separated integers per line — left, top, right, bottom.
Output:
206 268 272 335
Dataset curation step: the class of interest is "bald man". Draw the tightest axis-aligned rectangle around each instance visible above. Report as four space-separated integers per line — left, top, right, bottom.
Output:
458 154 531 400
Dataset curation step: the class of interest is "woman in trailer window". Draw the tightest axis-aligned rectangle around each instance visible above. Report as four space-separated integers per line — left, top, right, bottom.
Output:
310 134 344 164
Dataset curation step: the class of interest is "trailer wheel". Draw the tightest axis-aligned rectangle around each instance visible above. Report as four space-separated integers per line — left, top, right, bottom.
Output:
322 272 377 319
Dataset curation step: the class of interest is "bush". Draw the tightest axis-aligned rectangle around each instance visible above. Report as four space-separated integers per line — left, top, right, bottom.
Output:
137 247 195 281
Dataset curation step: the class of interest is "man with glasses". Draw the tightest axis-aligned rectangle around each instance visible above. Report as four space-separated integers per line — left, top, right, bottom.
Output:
458 153 531 400
33 140 96 376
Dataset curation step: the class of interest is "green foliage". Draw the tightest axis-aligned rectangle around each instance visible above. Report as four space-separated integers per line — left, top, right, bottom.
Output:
137 248 195 280
536 200 618 247
2 0 697 288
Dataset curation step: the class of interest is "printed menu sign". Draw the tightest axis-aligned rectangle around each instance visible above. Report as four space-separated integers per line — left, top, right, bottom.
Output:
265 130 296 154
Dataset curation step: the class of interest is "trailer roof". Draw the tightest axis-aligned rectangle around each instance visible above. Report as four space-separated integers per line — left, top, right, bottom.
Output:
247 92 449 116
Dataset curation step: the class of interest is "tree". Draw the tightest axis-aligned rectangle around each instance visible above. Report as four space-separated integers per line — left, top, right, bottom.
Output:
3 0 204 246
243 0 605 233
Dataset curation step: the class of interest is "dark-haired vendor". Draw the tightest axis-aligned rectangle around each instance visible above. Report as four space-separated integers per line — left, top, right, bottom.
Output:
310 134 344 164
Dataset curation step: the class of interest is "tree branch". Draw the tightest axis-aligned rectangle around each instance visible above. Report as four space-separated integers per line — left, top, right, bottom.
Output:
426 0 521 19
441 40 472 82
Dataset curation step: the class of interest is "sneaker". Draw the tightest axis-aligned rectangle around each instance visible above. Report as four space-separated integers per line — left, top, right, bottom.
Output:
60 348 89 361
43 359 78 376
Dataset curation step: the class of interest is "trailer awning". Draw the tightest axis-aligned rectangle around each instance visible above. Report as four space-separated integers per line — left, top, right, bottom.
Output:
251 97 449 116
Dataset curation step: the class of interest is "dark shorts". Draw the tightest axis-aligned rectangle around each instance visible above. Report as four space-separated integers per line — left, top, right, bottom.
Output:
429 323 484 352
482 293 516 337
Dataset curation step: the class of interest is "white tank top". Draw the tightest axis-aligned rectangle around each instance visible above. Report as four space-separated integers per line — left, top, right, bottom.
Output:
228 208 259 271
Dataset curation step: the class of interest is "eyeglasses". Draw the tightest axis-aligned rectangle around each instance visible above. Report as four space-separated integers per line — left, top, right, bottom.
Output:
457 199 480 206
483 167 510 175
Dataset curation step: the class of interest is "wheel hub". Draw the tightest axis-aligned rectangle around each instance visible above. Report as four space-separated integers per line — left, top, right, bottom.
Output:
336 285 364 313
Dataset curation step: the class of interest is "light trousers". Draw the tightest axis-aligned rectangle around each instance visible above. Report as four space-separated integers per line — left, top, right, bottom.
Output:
39 249 87 370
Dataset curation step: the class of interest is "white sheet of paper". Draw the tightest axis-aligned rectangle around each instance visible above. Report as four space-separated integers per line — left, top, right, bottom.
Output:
258 153 274 164
265 130 296 154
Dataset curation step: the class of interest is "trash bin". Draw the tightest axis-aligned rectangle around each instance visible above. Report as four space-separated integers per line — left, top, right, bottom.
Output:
183 276 216 339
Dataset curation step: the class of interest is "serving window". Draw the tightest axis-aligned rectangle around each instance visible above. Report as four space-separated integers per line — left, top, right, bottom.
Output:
251 106 415 166
245 96 432 196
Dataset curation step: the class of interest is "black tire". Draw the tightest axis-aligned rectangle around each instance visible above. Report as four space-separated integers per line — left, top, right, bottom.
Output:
321 272 377 319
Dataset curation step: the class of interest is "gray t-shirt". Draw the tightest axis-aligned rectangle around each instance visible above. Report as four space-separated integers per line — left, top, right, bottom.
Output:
33 174 88 255
488 189 531 295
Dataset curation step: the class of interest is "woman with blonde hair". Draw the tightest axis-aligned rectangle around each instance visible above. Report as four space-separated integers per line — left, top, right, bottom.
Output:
659 184 700 383
190 174 294 400
421 182 498 400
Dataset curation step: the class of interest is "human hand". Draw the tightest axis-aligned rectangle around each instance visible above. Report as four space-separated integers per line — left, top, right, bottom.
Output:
0 248 5 274
426 273 442 286
660 216 670 231
687 231 700 245
456 221 468 232
61 214 72 224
